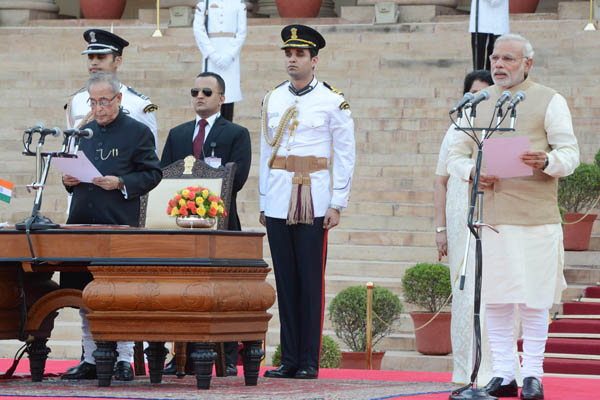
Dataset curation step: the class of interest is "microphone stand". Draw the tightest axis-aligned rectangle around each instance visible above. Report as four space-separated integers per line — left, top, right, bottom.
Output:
448 104 512 400
15 130 77 232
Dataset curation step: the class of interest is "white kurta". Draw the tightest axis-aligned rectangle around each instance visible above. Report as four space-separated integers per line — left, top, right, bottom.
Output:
259 78 355 218
193 0 247 104
447 93 580 309
469 0 509 35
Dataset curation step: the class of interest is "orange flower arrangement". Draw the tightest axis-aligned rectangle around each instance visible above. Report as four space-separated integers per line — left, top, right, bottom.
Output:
167 186 227 219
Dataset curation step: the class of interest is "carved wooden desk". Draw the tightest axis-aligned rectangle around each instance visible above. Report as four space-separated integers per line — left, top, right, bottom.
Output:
0 227 275 389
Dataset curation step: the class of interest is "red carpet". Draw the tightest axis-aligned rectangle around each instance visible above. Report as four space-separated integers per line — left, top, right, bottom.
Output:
585 286 600 298
562 301 600 314
548 318 600 333
0 359 598 400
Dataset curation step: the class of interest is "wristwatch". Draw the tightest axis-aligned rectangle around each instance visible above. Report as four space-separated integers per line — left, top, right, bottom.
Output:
436 226 447 233
117 176 125 190
329 204 343 213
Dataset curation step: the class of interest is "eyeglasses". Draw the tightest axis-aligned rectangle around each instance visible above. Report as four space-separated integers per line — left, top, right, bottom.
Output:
87 93 119 107
489 54 528 64
191 87 222 98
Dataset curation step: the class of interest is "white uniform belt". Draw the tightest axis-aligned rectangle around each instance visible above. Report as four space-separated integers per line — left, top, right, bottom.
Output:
208 32 236 38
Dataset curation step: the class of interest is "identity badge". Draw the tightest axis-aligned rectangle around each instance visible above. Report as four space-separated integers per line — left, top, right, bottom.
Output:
205 157 221 169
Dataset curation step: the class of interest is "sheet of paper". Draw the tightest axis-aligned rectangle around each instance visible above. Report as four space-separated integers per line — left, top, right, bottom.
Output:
51 151 102 183
483 136 533 178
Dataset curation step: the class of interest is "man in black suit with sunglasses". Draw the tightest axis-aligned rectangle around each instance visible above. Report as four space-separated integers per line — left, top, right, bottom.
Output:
160 72 251 375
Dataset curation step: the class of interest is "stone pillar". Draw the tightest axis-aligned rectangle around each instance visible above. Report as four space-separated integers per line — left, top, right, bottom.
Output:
0 0 59 26
257 0 337 17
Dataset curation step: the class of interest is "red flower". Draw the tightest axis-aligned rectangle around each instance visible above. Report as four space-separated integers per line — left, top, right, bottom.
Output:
187 200 195 209
209 207 217 217
180 207 189 217
208 195 215 202
175 194 182 201
215 196 221 203
186 191 196 200
223 211 227 217
169 199 177 207
189 205 197 215
187 186 194 191
167 206 173 215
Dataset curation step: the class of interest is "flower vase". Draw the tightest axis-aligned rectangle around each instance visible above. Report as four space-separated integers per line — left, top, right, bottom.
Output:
275 0 323 18
80 0 126 19
175 216 216 229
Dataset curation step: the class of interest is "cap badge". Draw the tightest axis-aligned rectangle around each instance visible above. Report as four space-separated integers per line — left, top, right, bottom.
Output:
291 28 298 40
90 31 97 43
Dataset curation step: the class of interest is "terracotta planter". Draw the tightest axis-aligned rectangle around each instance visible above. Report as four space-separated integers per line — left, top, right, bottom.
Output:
562 213 598 251
509 0 539 14
410 312 452 355
275 0 323 18
80 0 126 19
340 351 385 370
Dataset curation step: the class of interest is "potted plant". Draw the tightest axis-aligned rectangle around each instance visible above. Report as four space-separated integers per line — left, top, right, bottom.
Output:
329 285 401 369
558 160 600 251
509 0 539 14
80 0 127 19
272 335 341 369
402 262 452 355
167 186 227 228
276 0 323 18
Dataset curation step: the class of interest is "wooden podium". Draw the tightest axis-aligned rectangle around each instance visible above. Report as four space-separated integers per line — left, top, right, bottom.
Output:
0 227 275 389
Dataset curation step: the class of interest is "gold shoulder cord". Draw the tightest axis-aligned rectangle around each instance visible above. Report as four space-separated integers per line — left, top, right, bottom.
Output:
262 90 298 168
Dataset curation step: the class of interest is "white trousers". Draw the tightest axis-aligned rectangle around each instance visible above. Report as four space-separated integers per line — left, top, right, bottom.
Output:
486 303 548 382
80 308 134 364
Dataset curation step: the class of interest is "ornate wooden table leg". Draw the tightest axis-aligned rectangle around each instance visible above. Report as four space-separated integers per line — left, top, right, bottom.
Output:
242 340 263 386
145 342 168 384
190 342 216 390
93 341 116 387
27 338 50 382
175 342 187 378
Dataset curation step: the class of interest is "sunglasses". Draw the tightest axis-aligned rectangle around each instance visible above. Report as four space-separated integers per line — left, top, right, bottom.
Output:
191 87 222 97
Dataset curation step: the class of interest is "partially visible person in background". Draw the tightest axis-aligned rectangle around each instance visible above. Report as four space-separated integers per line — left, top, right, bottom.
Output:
469 0 509 70
193 0 247 121
434 69 493 384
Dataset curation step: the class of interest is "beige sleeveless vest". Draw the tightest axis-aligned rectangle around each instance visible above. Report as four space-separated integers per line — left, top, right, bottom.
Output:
471 79 561 225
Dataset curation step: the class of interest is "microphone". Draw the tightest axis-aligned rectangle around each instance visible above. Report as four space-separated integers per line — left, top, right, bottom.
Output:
450 92 475 114
507 90 526 110
495 90 512 108
468 89 490 108
64 128 80 136
25 123 45 134
77 128 94 139
40 127 62 137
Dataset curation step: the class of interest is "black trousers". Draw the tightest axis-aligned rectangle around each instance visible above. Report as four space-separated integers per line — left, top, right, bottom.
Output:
266 216 327 370
220 102 234 122
471 32 498 71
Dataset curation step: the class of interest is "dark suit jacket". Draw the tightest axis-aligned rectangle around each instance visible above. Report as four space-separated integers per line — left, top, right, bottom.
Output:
160 116 251 231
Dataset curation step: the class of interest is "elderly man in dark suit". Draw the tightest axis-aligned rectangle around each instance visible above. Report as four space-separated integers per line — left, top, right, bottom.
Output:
61 71 162 381
160 72 251 375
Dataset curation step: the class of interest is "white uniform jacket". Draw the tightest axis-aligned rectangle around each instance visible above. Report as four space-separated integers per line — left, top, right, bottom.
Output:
193 0 247 103
469 0 509 35
259 78 356 219
66 84 159 153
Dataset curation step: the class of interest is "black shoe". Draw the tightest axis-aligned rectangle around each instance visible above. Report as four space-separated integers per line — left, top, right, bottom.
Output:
521 377 544 400
113 361 134 381
61 361 97 380
163 357 177 375
226 363 238 376
295 366 318 379
264 365 297 378
483 377 518 397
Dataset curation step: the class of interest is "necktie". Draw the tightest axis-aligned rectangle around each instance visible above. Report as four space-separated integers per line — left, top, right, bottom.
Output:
193 119 208 159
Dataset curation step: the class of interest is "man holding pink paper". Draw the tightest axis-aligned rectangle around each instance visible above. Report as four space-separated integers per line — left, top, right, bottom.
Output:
447 34 579 400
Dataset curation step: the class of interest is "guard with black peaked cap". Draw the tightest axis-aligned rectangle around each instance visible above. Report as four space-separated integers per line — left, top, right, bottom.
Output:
60 28 158 383
280 24 326 53
82 29 129 56
260 24 355 380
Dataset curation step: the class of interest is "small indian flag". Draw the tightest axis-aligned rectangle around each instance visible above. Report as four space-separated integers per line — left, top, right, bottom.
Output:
0 179 14 203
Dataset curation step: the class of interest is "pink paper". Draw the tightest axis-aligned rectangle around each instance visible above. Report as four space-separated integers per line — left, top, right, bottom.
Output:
483 137 533 178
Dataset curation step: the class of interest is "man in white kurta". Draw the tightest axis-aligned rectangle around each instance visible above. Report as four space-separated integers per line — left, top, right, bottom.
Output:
469 0 509 70
447 34 579 400
193 0 247 121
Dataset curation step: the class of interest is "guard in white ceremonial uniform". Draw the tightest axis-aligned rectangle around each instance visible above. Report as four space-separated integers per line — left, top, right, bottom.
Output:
60 30 158 382
65 29 159 153
260 25 355 380
193 0 246 121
